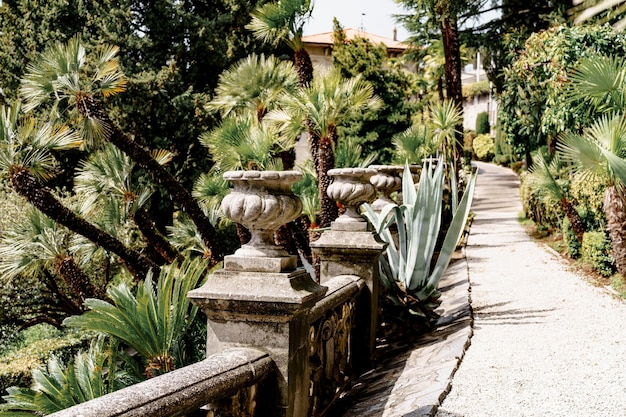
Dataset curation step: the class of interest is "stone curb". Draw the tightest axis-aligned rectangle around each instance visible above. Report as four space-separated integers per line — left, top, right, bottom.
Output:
339 255 473 417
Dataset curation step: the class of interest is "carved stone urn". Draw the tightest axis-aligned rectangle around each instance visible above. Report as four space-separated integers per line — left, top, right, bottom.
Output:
221 170 302 271
327 168 377 229
369 165 403 211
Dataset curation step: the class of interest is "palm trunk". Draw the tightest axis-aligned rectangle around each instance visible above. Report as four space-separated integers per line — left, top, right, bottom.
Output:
55 256 97 303
603 185 626 276
560 197 585 244
74 92 223 267
318 126 339 229
440 17 464 171
132 207 181 264
294 47 314 88
10 167 158 279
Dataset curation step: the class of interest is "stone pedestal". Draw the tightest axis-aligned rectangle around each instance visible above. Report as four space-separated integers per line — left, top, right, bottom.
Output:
188 268 326 417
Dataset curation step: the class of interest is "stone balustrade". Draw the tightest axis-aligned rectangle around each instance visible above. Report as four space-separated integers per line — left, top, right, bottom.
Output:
42 165 403 417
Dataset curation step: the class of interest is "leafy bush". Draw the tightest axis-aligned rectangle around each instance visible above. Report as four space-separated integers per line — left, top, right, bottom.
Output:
562 217 581 258
570 173 607 231
0 330 93 398
519 171 562 231
476 112 490 135
581 231 615 277
473 134 495 161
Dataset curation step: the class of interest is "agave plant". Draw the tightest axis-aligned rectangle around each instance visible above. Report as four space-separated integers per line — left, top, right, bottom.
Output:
363 160 476 323
63 258 208 378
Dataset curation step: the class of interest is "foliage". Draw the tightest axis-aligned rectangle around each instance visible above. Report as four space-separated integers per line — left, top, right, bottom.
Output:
519 171 562 231
63 258 208 378
581 231 616 277
562 217 581 258
570 173 607 231
0 330 93 399
331 20 415 163
570 0 626 30
475 111 490 135
472 134 495 161
363 160 477 324
498 25 626 165
463 81 490 101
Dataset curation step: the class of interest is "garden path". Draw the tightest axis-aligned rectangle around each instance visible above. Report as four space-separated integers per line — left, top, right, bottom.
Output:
339 161 626 416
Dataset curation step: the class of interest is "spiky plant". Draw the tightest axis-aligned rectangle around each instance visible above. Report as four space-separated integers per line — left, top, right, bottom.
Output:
64 258 208 378
527 152 586 244
392 124 438 165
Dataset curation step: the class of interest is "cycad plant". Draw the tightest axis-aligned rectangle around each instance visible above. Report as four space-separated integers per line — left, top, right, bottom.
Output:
0 337 134 416
363 160 476 323
558 55 626 276
19 36 222 266
526 152 586 244
63 257 208 378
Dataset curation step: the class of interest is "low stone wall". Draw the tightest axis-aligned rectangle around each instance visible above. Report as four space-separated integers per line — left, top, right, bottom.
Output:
47 348 274 417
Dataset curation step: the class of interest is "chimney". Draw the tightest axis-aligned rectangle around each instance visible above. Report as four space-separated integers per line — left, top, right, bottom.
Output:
393 27 397 41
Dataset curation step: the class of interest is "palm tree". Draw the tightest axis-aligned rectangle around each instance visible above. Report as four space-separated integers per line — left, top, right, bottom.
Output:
207 53 299 122
74 144 180 264
0 103 157 279
526 152 586 244
19 36 223 266
558 114 626 275
271 69 381 227
558 55 626 276
247 0 315 87
0 207 98 310
64 258 208 378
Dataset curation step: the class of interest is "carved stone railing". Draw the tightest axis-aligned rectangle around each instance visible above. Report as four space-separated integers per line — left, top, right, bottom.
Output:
308 275 364 417
47 348 275 417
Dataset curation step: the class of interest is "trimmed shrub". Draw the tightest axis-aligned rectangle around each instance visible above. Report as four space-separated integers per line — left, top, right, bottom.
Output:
473 133 495 161
562 217 581 258
581 231 615 277
476 111 490 135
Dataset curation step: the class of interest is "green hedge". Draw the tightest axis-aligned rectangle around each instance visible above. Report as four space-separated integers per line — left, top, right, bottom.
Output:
0 331 93 398
473 134 495 161
581 231 615 277
476 112 490 135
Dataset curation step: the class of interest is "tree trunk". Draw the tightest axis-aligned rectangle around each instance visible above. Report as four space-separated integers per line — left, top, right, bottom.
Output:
440 17 464 171
294 48 314 88
318 126 339 229
603 185 626 276
133 207 181 264
10 167 158 279
55 255 97 303
560 197 585 244
74 92 223 267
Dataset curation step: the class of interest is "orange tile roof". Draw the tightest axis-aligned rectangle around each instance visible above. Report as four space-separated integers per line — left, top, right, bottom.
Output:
302 28 408 53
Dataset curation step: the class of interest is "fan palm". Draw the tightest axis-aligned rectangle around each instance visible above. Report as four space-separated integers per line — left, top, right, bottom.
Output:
392 125 438 165
0 103 157 280
247 0 314 87
271 69 381 227
19 36 223 266
558 114 626 275
558 55 626 276
207 53 298 121
527 152 586 244
74 144 180 264
0 207 97 311
63 258 208 378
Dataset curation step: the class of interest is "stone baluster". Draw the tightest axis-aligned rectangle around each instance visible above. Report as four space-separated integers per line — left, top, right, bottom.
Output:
188 171 327 417
310 168 387 372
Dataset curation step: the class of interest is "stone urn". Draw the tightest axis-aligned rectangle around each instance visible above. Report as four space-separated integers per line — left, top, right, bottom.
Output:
327 168 377 226
221 170 302 262
369 165 403 211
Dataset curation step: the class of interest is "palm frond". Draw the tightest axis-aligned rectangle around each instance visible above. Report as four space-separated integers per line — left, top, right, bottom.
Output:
568 55 626 113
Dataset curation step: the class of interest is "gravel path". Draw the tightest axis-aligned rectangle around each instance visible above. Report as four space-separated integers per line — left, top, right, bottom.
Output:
436 162 626 417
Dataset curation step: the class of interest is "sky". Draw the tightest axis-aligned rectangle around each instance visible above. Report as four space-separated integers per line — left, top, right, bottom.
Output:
304 0 411 41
